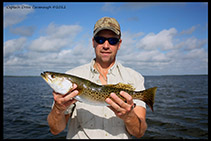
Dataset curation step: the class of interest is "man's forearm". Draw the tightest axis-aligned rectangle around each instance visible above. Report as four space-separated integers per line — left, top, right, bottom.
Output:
124 111 147 138
47 104 67 135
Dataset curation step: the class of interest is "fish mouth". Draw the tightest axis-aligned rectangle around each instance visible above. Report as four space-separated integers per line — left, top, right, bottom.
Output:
41 72 49 82
40 72 46 78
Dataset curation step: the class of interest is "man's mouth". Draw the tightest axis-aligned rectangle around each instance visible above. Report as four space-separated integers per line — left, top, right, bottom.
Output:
101 51 111 55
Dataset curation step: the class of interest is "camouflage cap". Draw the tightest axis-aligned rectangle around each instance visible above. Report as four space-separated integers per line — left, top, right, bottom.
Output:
93 17 121 37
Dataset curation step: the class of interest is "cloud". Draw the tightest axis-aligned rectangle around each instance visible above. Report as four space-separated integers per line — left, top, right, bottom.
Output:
101 3 117 13
29 23 82 52
164 48 208 74
4 4 34 28
45 23 81 39
180 25 199 35
101 2 161 13
136 28 177 51
185 48 208 61
4 37 27 58
120 2 160 10
29 36 68 52
175 37 207 50
4 23 208 76
9 26 36 36
4 23 94 75
127 16 140 22
117 28 207 75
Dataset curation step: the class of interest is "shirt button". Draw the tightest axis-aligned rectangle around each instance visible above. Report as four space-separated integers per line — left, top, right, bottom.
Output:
105 133 108 136
104 114 107 117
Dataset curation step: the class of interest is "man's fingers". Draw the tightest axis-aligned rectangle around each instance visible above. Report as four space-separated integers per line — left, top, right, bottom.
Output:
64 99 77 107
106 92 135 113
71 83 77 90
109 92 131 110
105 96 124 112
63 90 79 102
120 91 133 105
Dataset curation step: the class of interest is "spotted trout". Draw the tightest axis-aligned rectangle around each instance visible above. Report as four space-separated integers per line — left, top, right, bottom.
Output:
41 71 157 111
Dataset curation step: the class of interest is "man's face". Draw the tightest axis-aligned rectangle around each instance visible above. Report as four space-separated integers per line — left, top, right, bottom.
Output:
92 29 122 64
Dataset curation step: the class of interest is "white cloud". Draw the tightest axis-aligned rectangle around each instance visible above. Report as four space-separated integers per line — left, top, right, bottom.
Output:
101 2 161 13
4 4 34 28
101 3 117 13
117 28 207 75
136 28 177 51
29 23 82 52
45 23 81 39
4 24 208 76
176 37 207 50
4 37 27 58
4 23 94 75
9 26 36 36
185 48 208 60
180 25 199 35
165 48 208 74
120 2 160 10
29 36 68 52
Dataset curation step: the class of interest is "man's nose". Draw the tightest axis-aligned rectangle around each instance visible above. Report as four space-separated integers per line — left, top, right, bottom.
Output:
103 40 110 50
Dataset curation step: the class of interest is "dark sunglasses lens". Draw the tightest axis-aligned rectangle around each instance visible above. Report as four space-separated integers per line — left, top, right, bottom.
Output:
108 38 119 45
94 37 119 45
95 37 106 44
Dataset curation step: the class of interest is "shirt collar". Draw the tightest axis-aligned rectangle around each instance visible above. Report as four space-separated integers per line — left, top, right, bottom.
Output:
90 58 118 75
90 59 97 73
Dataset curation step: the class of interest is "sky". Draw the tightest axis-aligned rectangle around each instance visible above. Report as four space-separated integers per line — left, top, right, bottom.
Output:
3 2 208 76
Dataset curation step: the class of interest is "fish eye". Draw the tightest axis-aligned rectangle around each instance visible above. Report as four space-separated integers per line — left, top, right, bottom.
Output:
51 74 55 78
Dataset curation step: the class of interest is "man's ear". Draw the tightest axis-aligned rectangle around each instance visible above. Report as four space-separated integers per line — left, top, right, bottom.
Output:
92 37 95 48
117 39 122 50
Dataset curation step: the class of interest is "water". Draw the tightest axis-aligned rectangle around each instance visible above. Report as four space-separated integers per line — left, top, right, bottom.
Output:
3 75 208 139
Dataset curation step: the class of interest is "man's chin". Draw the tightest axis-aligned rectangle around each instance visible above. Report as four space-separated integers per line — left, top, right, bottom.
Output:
101 57 113 63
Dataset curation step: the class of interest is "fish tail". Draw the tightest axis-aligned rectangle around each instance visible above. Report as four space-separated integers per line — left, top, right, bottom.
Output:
138 87 157 112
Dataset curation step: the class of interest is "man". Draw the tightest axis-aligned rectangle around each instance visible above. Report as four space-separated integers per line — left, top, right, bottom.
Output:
47 17 147 139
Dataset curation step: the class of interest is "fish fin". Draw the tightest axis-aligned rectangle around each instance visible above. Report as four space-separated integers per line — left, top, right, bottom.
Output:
141 87 157 112
106 83 135 91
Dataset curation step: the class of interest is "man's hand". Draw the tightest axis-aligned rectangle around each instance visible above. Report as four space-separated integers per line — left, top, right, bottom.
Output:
105 91 147 138
47 83 79 135
105 91 135 121
52 83 79 113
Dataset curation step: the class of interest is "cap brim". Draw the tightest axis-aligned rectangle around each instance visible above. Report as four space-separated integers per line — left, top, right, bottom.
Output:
93 27 120 37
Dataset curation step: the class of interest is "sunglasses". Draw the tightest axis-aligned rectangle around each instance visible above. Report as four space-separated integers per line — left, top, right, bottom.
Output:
94 36 120 45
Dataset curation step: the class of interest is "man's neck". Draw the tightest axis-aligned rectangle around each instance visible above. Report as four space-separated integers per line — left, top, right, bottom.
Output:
95 59 115 71
94 59 116 85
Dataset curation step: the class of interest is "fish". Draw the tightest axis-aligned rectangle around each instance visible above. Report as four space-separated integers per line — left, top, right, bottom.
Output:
41 71 157 111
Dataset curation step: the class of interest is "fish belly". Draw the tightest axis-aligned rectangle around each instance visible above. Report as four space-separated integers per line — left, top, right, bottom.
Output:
74 95 109 106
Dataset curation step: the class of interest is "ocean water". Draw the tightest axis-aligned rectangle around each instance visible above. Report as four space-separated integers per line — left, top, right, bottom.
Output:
3 75 208 139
